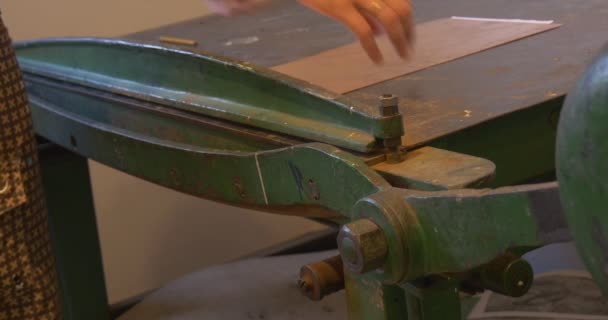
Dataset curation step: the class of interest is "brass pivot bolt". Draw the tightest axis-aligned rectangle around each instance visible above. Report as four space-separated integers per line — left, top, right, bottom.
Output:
298 255 345 301
378 94 404 163
338 219 388 274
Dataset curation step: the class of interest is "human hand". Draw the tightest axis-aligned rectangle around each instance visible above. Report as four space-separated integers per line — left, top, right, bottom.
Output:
297 0 414 64
204 0 271 16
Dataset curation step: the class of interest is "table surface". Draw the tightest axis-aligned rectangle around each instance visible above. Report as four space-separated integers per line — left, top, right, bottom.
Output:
128 0 608 147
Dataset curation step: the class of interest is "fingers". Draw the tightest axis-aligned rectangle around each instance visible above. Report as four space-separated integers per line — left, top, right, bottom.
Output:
298 0 415 64
334 6 383 64
205 0 233 16
383 0 414 46
204 0 270 16
355 0 409 59
362 13 382 35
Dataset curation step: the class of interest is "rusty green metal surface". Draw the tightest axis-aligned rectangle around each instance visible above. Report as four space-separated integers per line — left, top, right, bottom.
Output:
339 182 566 320
431 97 561 187
401 182 566 280
372 147 496 191
403 279 462 320
25 73 496 195
16 38 499 196
14 38 401 153
13 35 608 320
25 76 290 153
343 182 567 286
344 273 408 320
27 89 390 220
556 44 608 293
26 76 567 319
39 143 110 320
345 272 468 320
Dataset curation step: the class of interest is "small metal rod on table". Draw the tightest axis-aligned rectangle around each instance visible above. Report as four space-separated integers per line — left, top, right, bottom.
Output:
159 36 198 47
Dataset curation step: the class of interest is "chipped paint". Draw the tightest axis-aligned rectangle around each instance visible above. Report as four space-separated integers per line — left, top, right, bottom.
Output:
254 153 269 205
276 28 309 36
261 14 291 23
224 36 259 46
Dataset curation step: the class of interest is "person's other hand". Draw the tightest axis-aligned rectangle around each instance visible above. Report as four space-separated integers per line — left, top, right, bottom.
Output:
204 0 271 16
298 0 413 64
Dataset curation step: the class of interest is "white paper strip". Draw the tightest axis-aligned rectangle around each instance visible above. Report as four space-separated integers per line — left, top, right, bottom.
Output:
451 16 555 24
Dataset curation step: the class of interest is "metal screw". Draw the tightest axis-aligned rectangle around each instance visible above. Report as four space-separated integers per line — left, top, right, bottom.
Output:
378 94 404 163
338 219 388 274
379 94 400 117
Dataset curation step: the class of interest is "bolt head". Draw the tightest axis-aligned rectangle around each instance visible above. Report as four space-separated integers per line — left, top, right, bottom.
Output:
340 237 358 265
379 94 400 116
338 219 388 274
480 257 534 297
380 94 399 107
500 259 534 297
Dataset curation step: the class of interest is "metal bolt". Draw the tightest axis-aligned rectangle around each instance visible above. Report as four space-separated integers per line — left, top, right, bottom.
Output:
379 94 400 117
378 94 405 163
480 256 533 297
384 145 404 163
338 219 388 274
298 255 345 301
340 238 358 264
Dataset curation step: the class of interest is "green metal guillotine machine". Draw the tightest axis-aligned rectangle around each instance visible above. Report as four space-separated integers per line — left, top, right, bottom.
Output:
9 0 608 319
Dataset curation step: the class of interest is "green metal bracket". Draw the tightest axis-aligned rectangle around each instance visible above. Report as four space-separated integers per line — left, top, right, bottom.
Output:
29 88 389 220
344 273 408 320
15 38 497 215
337 182 564 320
403 278 462 320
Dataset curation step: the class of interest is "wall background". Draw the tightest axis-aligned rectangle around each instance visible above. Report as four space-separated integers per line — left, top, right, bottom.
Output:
2 0 326 304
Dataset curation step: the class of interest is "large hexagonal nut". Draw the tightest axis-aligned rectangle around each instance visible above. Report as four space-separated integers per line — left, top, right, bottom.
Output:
338 219 388 274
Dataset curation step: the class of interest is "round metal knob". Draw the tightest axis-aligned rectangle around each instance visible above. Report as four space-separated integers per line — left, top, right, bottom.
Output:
480 257 534 297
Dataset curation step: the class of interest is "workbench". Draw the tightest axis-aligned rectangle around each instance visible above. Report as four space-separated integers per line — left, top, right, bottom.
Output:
129 0 608 186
